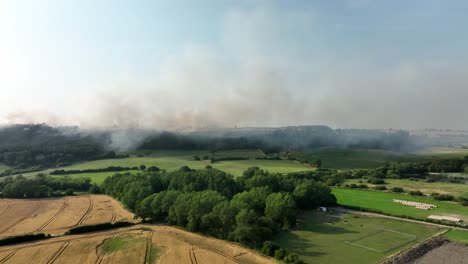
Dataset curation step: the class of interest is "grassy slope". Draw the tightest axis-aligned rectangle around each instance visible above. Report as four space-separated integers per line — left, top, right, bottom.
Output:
99 236 147 253
332 188 468 221
291 148 421 169
444 230 468 243
344 179 468 197
275 211 444 264
0 164 9 173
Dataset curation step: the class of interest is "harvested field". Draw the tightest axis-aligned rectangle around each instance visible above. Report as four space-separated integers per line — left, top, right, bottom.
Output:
0 225 275 264
413 242 468 264
0 195 133 238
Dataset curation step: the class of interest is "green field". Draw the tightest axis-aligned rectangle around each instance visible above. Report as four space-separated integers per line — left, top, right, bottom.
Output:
344 179 468 197
291 148 420 169
416 147 468 158
275 211 445 264
99 235 147 253
8 150 312 184
332 188 468 222
444 229 468 243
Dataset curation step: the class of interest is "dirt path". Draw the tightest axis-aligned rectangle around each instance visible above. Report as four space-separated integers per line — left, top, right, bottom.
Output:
77 196 94 226
334 207 467 231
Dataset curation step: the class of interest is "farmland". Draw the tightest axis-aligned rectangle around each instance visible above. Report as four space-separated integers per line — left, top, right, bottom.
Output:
344 178 468 197
275 211 444 264
289 148 420 169
443 229 468 243
416 147 468 158
7 150 312 184
0 195 133 238
0 225 275 264
332 188 468 222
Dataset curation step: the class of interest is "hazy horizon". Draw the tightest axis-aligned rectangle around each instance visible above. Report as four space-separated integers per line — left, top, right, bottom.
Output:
2 0 467 130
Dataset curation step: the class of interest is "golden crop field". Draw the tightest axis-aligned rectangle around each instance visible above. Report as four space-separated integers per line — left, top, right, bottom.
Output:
0 225 275 264
0 195 134 238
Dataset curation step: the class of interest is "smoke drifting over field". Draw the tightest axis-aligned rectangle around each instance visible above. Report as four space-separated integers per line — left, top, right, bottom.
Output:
1 2 468 130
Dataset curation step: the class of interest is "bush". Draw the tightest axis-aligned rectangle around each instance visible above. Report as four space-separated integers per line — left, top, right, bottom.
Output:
391 187 404 193
409 190 424 196
369 178 386 184
192 155 201 161
432 194 454 201
274 249 288 260
358 184 368 188
65 189 74 196
88 185 101 194
374 186 387 191
261 241 280 256
65 221 134 235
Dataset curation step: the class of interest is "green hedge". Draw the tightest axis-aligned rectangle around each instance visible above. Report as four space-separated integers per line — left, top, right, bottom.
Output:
0 233 50 246
65 221 135 235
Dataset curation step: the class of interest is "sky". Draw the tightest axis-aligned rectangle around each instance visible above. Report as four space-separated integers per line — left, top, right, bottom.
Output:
1 0 467 130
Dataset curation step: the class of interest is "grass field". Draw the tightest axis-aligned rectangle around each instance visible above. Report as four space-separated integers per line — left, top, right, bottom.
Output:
290 148 421 169
344 179 468 197
332 188 468 222
444 229 468 243
275 211 444 264
10 150 312 184
99 235 147 254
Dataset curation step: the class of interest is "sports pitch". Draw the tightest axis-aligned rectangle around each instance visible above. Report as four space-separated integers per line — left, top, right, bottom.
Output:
274 211 444 264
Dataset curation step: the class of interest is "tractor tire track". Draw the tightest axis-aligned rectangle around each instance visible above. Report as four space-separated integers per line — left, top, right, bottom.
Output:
0 202 12 215
46 241 70 264
35 199 69 232
0 201 41 236
0 250 18 264
189 247 198 264
76 197 94 226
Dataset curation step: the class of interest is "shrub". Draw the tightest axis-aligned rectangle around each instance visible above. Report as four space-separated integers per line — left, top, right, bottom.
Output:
409 190 424 196
358 184 368 188
374 186 387 191
391 187 404 193
370 178 386 184
433 194 454 201
274 249 287 260
65 189 74 196
192 155 200 161
261 241 280 256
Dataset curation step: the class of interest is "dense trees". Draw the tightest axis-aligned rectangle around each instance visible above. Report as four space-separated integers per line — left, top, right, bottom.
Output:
0 174 92 198
102 167 336 258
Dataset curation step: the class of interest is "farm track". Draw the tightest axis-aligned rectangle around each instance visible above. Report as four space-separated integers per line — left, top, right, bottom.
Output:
189 247 198 264
46 241 70 264
0 250 17 264
35 199 69 232
77 196 94 226
0 201 41 236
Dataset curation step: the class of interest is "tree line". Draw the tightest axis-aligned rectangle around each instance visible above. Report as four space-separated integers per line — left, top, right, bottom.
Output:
0 174 95 198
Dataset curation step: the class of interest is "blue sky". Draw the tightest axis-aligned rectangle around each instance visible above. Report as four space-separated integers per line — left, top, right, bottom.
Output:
1 0 467 129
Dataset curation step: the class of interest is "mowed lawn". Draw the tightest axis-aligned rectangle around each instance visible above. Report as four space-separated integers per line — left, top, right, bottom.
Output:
291 148 421 169
333 188 468 221
275 211 445 264
344 179 468 197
